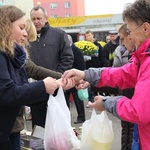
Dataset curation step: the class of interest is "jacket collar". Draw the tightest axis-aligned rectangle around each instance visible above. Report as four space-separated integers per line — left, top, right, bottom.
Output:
40 22 50 33
132 38 150 61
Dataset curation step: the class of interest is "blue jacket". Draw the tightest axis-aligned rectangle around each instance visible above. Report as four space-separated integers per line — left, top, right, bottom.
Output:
0 48 48 146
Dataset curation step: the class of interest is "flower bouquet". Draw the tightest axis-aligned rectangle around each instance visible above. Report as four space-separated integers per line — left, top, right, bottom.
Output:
98 41 106 47
74 41 98 56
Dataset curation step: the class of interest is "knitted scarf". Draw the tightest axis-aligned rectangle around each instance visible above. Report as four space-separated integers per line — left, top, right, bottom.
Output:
12 43 26 68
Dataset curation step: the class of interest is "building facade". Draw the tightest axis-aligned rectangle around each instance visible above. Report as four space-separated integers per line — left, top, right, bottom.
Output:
48 14 123 42
2 0 122 42
33 0 85 18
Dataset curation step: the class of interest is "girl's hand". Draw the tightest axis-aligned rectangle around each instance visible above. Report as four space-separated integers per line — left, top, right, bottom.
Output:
56 78 75 90
43 77 60 94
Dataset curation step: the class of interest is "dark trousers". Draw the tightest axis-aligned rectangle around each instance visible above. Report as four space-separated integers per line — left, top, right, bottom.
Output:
9 132 21 150
65 88 85 120
121 120 134 150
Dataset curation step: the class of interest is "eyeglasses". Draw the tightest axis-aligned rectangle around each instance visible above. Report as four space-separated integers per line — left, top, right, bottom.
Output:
126 24 142 35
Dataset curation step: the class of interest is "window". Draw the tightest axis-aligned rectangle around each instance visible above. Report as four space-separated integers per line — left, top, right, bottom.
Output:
50 2 58 9
50 14 58 18
64 2 71 8
65 14 71 17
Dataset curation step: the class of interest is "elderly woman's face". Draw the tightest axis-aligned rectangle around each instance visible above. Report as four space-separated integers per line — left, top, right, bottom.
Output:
126 20 149 49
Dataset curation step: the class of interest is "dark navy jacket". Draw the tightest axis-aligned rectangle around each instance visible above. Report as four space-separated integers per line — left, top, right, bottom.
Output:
0 51 47 147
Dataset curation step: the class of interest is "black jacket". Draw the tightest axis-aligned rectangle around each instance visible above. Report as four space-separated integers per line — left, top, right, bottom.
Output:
102 36 120 67
0 50 48 147
71 43 86 70
29 23 74 73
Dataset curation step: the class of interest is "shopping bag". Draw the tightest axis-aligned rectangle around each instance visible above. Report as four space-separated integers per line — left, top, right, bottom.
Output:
80 109 114 150
44 87 80 150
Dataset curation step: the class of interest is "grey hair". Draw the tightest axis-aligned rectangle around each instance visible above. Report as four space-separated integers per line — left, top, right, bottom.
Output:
122 0 150 25
30 6 47 16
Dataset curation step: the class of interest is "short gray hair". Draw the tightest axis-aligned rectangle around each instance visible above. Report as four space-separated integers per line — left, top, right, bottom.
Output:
122 0 150 25
31 6 47 16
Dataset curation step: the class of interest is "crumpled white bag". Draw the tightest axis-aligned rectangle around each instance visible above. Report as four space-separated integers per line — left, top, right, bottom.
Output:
44 87 80 150
80 109 114 150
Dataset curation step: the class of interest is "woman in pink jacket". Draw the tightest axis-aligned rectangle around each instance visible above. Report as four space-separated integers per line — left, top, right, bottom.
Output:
63 0 150 149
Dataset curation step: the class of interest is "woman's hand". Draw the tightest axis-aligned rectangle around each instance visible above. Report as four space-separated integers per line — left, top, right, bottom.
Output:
62 69 85 84
88 95 105 111
76 80 90 90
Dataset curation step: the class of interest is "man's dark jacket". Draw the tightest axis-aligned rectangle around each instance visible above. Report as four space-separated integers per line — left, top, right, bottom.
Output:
29 23 74 73
29 23 73 128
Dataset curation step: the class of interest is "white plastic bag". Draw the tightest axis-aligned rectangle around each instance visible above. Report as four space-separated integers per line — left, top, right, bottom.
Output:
80 109 114 150
44 87 80 150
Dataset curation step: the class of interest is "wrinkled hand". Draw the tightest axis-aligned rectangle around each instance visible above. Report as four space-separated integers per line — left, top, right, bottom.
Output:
62 69 85 84
43 77 60 94
76 80 90 90
88 95 105 111
56 78 75 90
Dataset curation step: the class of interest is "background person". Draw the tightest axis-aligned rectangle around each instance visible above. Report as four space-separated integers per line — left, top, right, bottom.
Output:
102 30 120 67
85 30 103 107
105 35 111 43
113 23 135 150
29 6 73 73
85 30 103 68
29 6 74 128
65 34 86 124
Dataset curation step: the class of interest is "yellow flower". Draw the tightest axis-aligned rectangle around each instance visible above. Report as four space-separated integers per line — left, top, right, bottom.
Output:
98 41 106 47
74 41 98 56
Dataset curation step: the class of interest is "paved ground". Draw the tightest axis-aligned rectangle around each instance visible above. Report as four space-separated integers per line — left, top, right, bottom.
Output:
25 100 121 150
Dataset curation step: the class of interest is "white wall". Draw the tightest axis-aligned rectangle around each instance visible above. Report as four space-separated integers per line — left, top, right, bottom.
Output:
3 0 33 18
2 0 15 5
